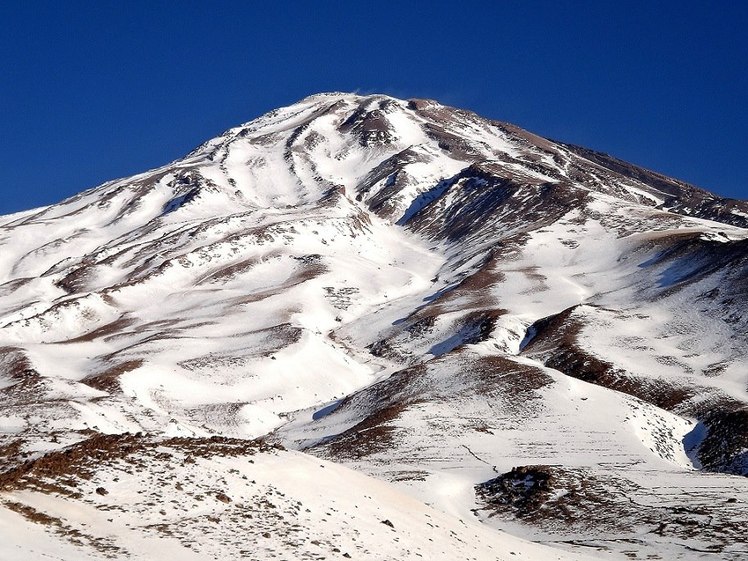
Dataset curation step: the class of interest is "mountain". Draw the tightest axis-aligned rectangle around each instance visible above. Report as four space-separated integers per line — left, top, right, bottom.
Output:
0 92 746 560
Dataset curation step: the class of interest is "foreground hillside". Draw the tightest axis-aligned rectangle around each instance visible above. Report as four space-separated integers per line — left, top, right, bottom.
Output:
0 93 746 560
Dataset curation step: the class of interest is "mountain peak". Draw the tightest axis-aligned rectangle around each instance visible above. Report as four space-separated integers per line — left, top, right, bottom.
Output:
0 93 747 560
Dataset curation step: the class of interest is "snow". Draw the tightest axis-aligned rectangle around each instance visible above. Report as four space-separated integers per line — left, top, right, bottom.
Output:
0 92 746 560
0 445 601 561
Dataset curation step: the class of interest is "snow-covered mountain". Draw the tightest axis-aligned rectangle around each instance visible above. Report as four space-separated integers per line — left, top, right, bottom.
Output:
0 92 746 560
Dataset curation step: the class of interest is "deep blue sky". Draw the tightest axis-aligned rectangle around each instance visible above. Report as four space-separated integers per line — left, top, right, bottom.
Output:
1 2 746 214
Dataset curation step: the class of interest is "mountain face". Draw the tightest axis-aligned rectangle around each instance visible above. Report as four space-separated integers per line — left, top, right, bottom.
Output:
0 92 747 560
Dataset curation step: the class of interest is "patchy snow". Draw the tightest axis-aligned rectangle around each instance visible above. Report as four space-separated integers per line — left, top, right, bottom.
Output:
0 92 746 560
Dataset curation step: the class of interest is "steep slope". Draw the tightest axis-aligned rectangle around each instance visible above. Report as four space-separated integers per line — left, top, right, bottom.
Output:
0 92 747 560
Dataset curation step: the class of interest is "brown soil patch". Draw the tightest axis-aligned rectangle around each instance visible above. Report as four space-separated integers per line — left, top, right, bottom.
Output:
63 316 137 344
322 402 412 460
83 359 144 393
0 433 281 497
0 346 36 381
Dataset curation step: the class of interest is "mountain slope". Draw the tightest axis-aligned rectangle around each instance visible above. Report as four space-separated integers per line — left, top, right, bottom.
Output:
0 92 746 560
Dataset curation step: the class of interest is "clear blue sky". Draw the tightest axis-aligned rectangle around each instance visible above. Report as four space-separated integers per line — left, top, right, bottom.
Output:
1 1 746 214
